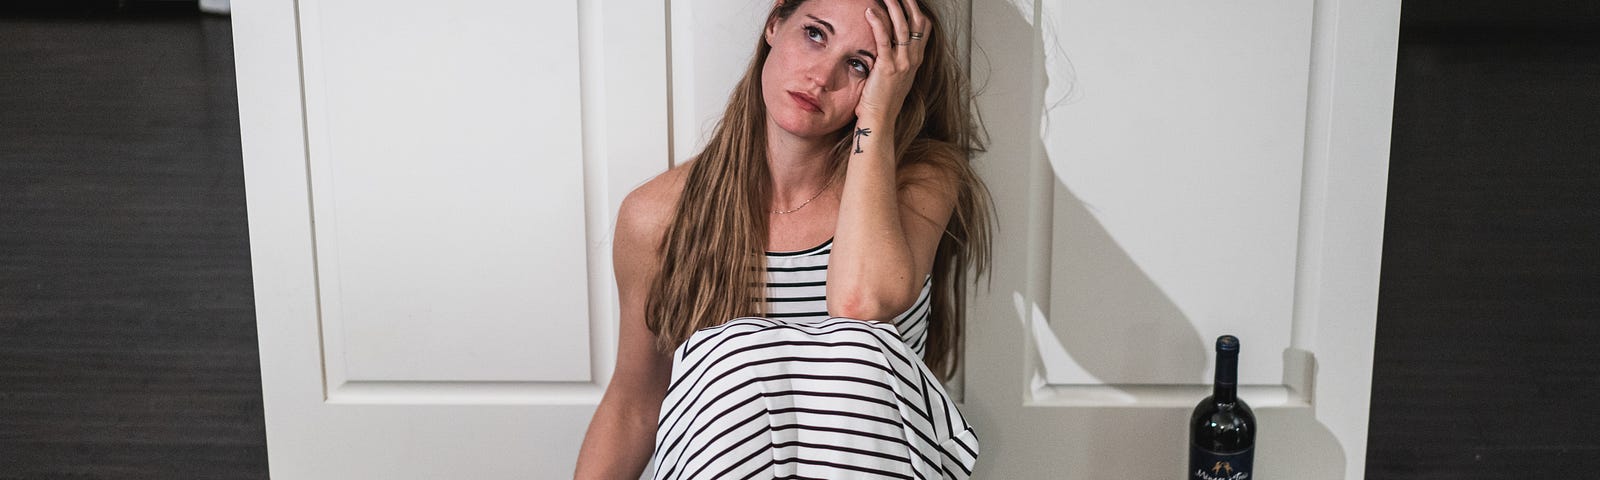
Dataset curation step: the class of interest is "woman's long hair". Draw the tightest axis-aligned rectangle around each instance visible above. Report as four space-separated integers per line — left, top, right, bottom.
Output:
645 0 992 383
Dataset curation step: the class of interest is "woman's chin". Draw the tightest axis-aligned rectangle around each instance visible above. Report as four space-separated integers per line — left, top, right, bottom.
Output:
772 116 845 141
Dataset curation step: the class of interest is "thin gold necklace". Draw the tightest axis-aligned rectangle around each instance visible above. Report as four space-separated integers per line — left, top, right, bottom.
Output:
772 174 838 215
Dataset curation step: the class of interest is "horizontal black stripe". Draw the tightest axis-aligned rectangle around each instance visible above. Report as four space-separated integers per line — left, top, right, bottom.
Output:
760 248 833 259
772 440 912 464
768 456 914 480
763 296 827 303
681 317 881 358
764 311 829 318
766 264 829 272
773 422 913 446
767 405 902 427
764 238 833 257
766 280 827 287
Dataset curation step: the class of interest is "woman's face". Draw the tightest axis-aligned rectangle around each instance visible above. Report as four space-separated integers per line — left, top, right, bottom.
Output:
762 0 883 140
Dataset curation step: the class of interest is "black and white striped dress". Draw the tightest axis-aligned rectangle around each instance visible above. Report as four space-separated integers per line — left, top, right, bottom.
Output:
648 237 980 479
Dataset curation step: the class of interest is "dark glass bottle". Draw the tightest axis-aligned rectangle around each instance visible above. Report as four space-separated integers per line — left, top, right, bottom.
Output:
1188 335 1255 479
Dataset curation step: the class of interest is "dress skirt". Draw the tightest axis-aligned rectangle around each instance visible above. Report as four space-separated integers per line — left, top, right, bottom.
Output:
648 316 979 480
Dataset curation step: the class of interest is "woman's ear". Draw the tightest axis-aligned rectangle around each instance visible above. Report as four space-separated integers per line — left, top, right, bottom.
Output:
765 0 788 46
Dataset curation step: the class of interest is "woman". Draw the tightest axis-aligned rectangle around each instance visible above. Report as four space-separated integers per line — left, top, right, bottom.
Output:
574 0 991 477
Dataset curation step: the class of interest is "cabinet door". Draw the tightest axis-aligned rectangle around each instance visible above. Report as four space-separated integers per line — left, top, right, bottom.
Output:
236 0 667 477
965 0 1398 478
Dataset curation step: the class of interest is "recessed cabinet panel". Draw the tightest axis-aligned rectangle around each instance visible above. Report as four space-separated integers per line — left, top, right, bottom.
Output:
1041 0 1315 386
301 1 593 383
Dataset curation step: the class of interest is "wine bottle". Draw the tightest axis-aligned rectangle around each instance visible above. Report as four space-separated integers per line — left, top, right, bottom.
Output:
1188 335 1255 480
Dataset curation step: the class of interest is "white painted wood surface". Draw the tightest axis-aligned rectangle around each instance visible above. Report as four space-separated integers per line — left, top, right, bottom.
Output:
236 0 664 477
1038 0 1314 389
235 0 1397 477
964 0 1398 478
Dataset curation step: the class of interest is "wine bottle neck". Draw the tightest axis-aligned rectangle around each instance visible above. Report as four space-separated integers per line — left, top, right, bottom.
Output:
1214 349 1239 404
1213 381 1237 404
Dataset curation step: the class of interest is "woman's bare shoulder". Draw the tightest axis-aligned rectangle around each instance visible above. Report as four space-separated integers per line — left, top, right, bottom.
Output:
615 161 694 251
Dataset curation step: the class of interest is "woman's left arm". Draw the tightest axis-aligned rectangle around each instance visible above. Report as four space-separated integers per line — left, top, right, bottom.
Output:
828 133 956 321
827 0 952 321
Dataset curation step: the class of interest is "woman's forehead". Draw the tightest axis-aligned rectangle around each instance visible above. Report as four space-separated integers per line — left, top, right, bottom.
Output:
791 0 883 38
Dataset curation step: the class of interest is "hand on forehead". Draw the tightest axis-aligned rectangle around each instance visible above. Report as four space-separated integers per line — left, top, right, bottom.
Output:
787 0 882 40
787 0 930 55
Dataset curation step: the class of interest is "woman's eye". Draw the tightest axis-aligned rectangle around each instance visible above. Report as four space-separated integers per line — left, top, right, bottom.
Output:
849 59 870 75
803 25 823 43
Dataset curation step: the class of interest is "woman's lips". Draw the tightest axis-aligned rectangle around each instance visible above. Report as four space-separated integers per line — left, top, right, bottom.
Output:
788 91 821 113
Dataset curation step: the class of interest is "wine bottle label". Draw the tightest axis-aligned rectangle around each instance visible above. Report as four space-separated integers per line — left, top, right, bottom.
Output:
1189 445 1253 480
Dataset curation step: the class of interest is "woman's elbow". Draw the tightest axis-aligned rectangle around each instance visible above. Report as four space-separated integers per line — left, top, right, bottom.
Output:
828 288 916 322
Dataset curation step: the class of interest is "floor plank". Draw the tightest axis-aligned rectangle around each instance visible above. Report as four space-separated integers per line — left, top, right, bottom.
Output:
0 7 268 479
1365 27 1600 479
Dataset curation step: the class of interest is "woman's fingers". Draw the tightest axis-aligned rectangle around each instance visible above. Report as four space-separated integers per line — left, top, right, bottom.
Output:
865 8 890 52
903 0 928 62
858 3 924 121
881 0 909 58
885 0 927 67
904 0 925 32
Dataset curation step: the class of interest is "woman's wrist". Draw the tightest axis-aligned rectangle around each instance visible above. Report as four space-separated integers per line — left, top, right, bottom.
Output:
851 116 896 158
855 113 894 130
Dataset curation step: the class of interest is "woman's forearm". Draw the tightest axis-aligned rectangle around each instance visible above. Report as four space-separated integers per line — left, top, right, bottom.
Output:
828 117 918 321
573 394 658 479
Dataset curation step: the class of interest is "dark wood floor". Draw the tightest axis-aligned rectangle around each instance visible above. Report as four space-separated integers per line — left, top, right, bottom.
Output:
1 2 1597 480
1364 12 1600 480
0 5 268 479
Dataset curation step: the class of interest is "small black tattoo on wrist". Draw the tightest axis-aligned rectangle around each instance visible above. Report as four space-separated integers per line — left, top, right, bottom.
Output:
853 127 872 154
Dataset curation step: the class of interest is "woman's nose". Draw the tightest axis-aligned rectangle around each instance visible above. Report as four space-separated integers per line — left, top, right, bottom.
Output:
803 60 836 90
